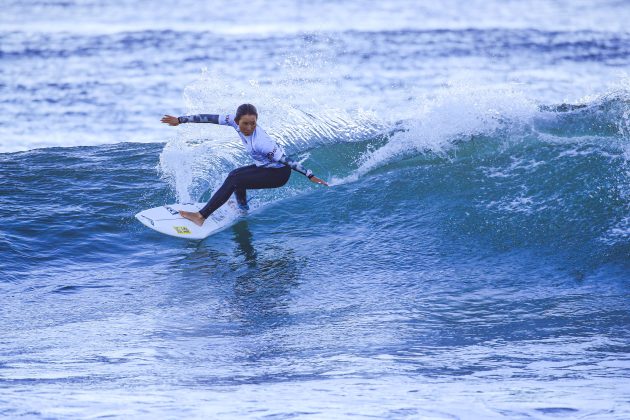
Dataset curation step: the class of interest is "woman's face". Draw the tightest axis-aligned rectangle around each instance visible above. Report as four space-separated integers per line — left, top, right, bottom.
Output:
238 114 257 136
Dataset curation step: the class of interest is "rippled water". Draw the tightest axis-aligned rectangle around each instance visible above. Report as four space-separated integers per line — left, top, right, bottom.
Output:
1 1 629 418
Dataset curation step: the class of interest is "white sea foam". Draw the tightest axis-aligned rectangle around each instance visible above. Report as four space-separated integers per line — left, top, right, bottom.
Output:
331 83 538 185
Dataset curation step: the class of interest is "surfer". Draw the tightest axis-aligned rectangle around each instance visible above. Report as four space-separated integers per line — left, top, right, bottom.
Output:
161 104 328 226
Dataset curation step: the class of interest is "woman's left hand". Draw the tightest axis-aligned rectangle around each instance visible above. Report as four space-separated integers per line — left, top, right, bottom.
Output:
309 176 329 186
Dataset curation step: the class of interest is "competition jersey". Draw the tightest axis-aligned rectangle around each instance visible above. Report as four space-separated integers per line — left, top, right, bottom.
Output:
217 113 284 168
178 113 313 177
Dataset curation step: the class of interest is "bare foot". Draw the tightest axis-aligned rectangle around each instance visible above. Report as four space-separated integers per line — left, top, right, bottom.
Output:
179 210 205 227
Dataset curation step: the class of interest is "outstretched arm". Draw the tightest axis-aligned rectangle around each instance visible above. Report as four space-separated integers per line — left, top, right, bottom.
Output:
278 155 329 186
161 114 220 126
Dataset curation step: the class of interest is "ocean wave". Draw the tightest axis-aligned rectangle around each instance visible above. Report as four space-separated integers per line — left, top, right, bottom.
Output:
352 85 630 175
3 82 625 270
151 82 630 268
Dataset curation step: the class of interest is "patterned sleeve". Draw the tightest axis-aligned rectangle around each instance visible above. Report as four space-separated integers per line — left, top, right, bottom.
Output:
277 154 314 178
177 114 220 124
217 114 238 129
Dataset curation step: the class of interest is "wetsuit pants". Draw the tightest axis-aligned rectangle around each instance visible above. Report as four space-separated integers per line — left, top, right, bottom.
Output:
199 164 291 218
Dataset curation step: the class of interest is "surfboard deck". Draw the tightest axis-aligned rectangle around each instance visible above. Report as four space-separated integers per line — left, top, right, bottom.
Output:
135 202 241 240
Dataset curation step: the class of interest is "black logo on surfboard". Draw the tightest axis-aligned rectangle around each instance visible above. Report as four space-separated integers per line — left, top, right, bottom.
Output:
164 206 179 215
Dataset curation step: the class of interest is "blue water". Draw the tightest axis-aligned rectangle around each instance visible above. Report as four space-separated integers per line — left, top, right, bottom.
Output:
1 1 630 418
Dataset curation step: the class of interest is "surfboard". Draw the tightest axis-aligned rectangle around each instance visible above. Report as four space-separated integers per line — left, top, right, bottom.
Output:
135 202 241 240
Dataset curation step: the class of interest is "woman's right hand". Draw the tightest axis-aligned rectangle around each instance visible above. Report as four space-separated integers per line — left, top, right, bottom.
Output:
309 176 329 186
161 115 180 126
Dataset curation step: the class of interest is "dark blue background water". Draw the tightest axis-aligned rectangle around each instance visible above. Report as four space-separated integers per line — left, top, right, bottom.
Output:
1 1 629 418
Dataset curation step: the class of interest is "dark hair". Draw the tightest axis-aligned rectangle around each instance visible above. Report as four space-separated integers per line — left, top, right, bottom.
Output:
235 103 258 123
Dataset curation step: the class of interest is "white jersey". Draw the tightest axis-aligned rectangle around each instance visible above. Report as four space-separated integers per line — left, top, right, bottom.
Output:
176 113 313 177
218 114 284 168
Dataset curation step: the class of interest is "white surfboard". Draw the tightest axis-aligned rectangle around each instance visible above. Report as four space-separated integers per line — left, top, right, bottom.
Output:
135 202 240 240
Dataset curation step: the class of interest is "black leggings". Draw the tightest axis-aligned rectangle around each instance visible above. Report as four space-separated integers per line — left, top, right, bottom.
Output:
199 164 291 218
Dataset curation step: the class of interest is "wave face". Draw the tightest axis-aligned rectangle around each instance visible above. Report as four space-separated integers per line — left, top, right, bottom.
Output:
158 83 630 270
1 0 630 418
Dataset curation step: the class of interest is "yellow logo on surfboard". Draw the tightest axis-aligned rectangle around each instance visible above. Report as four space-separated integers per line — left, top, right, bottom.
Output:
173 226 192 234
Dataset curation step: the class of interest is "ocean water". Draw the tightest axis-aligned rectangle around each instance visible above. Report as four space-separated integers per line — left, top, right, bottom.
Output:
1 1 630 418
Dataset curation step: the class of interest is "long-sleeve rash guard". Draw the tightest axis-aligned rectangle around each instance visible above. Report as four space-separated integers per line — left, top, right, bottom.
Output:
177 113 314 178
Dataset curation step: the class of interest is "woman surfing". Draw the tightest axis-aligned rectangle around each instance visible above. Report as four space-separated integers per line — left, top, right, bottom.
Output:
161 103 328 226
